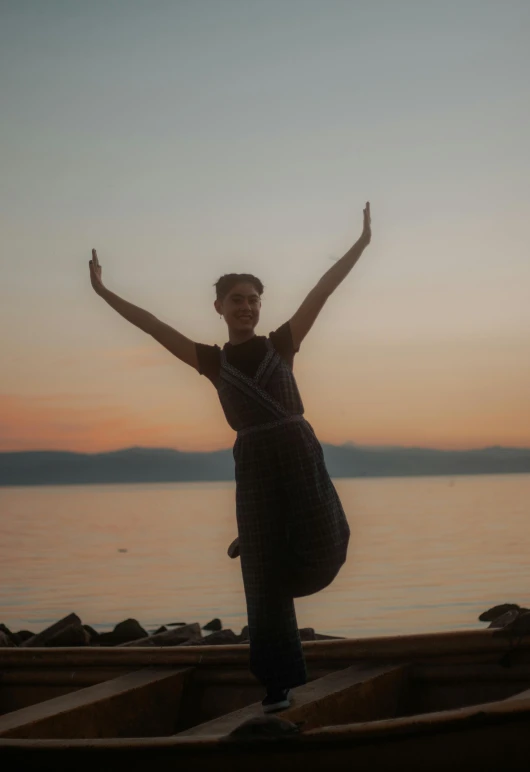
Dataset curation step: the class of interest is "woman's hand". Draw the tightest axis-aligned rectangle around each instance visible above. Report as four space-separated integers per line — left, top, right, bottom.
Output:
89 248 105 295
360 201 371 246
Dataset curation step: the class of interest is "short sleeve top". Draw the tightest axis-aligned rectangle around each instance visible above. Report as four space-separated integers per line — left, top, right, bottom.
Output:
195 321 299 384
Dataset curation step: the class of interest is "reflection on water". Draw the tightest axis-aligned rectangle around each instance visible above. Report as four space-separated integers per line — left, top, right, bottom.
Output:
1 475 529 637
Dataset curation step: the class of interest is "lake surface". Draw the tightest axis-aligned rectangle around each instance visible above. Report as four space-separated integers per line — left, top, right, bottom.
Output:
1 474 529 638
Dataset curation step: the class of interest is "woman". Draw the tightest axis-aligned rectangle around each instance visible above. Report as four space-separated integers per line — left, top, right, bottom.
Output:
89 202 372 712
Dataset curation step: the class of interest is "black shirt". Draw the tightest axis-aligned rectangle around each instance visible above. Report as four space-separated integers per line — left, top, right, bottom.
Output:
196 321 299 383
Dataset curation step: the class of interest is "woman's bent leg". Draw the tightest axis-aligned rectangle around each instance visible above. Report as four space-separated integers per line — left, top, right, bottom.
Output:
278 423 351 598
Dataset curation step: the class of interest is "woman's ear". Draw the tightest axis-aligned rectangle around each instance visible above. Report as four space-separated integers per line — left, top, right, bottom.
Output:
214 299 222 315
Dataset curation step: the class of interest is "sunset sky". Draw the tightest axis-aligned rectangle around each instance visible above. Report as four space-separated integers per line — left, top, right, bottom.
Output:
1 0 529 453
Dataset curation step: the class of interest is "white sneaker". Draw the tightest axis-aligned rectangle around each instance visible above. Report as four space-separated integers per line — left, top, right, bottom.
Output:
262 688 292 713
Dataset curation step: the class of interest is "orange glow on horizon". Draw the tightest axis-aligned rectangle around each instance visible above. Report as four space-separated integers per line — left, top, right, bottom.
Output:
1 392 528 454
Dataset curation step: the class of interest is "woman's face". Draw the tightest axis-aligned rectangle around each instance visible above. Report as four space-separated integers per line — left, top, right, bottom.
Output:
216 282 261 333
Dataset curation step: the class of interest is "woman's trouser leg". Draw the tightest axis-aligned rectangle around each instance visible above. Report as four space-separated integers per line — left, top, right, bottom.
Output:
235 449 307 690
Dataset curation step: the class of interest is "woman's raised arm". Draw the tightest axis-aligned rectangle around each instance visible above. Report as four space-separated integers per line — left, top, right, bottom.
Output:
89 248 199 370
288 202 371 351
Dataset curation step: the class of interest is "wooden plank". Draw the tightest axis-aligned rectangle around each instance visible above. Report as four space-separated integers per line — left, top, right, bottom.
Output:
0 718 530 772
0 667 193 739
2 629 529 669
178 664 406 737
505 687 530 701
3 695 530 770
0 665 337 688
0 700 530 772
406 663 530 714
0 668 138 687
412 664 530 682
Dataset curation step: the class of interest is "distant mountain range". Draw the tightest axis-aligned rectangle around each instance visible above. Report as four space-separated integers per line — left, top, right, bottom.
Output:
1 444 529 486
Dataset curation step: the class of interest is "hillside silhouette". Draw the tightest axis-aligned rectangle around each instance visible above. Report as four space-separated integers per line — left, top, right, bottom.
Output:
1 444 529 486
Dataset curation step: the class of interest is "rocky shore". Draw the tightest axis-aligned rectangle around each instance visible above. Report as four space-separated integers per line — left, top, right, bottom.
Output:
2 603 529 649
0 613 343 648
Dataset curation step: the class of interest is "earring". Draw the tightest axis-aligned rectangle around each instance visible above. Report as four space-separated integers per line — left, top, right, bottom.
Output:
219 314 222 320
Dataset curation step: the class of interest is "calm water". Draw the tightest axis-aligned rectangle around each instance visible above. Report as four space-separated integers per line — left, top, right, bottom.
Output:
1 475 529 638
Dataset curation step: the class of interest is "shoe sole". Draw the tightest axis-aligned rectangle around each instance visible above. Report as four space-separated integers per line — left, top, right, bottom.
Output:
262 690 292 713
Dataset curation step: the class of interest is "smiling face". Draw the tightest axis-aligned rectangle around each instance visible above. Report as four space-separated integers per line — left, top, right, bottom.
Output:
215 281 262 339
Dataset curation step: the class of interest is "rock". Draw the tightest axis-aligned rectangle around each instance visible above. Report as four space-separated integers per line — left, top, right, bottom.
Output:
479 604 522 622
200 629 239 645
314 632 345 640
0 631 16 647
82 624 100 641
238 625 249 643
226 716 300 740
0 625 19 646
45 623 91 647
21 613 82 647
98 618 148 646
488 609 522 629
151 626 168 635
167 622 186 627
298 628 316 641
113 618 148 641
494 610 530 637
12 630 34 645
120 622 202 647
202 618 222 632
93 632 116 645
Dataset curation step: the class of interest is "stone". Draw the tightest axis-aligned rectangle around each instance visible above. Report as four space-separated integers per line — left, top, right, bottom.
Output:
0 631 16 647
45 622 91 647
167 622 186 626
97 632 120 645
120 622 202 647
12 630 34 645
98 618 148 646
488 609 522 629
497 610 530 637
202 618 222 632
314 632 345 640
151 626 168 635
21 613 82 647
0 623 13 638
113 618 148 641
82 624 100 641
479 604 521 622
512 612 530 635
200 629 239 645
238 625 249 643
298 628 316 641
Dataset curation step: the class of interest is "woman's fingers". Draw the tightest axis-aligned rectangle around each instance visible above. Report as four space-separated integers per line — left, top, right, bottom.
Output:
363 203 371 230
89 249 102 283
90 248 103 279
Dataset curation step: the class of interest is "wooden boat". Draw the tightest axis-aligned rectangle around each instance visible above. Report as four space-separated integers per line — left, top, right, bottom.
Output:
2 628 530 771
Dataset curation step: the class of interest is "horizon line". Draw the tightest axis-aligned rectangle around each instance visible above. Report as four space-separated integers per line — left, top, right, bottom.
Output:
2 442 530 455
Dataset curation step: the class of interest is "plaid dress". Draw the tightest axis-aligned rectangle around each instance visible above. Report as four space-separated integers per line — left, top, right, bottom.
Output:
218 338 350 690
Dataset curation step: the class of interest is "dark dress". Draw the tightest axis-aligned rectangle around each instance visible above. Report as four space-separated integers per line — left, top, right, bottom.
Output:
196 323 350 690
